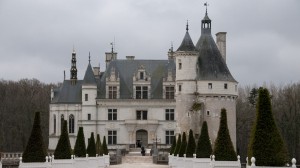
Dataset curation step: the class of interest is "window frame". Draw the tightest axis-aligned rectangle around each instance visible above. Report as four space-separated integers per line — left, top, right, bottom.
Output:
85 94 88 101
108 86 117 99
69 114 75 134
165 130 175 145
166 86 175 99
136 86 148 99
136 110 148 120
165 109 175 121
224 83 228 89
208 83 212 89
108 130 117 145
108 109 117 120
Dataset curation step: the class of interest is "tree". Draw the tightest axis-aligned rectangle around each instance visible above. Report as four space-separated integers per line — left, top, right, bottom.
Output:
178 132 187 157
185 129 196 157
214 108 237 161
22 112 47 162
102 136 108 155
74 127 86 157
196 121 212 158
54 120 72 159
86 132 96 157
169 136 176 155
96 134 103 156
248 87 289 166
173 134 181 156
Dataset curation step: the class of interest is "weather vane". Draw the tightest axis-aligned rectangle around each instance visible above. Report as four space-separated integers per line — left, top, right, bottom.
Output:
204 2 209 14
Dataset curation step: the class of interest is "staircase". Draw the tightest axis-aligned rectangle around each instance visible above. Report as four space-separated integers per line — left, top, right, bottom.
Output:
123 148 152 163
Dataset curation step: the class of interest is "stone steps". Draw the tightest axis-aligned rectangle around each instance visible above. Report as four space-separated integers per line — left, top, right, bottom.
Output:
123 155 153 164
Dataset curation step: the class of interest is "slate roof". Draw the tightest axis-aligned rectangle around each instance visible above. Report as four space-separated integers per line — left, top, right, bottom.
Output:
98 59 176 99
51 80 83 104
195 16 236 82
177 31 196 51
83 63 97 85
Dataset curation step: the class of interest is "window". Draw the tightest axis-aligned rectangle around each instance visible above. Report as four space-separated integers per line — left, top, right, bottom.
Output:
136 110 147 120
53 114 56 134
109 86 117 99
140 72 144 80
166 86 175 99
235 85 237 92
88 114 91 120
69 114 74 133
178 85 182 92
108 130 117 145
85 94 88 101
136 86 148 99
224 83 228 89
108 109 117 120
165 130 175 145
208 83 212 89
165 109 174 120
206 111 210 116
179 63 182 69
61 114 64 131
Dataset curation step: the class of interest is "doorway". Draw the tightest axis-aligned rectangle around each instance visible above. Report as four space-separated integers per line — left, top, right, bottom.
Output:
136 129 148 147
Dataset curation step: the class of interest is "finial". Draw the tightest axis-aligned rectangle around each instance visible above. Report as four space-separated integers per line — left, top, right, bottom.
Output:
171 41 173 51
88 52 91 63
72 45 75 53
186 20 189 31
204 2 209 15
110 42 114 53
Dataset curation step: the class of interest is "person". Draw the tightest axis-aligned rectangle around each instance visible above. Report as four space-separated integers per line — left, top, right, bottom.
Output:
141 146 146 156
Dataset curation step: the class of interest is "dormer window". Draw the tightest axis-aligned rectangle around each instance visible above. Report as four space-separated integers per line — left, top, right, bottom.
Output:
109 86 117 99
140 72 144 80
136 86 148 99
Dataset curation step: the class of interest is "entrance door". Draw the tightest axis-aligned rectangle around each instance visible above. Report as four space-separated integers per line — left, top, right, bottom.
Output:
136 129 148 147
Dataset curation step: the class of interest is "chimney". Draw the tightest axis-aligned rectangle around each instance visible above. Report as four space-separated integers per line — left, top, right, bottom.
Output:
216 32 227 62
126 56 135 60
93 67 100 77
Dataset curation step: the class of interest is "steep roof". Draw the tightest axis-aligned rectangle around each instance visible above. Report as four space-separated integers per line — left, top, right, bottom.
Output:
51 80 83 104
195 14 236 82
98 59 175 99
177 24 196 51
83 63 97 85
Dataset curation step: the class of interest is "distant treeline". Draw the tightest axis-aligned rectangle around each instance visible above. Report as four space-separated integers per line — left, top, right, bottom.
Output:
0 79 299 162
0 79 56 152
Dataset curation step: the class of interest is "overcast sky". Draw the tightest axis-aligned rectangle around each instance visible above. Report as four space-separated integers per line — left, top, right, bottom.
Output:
0 0 299 86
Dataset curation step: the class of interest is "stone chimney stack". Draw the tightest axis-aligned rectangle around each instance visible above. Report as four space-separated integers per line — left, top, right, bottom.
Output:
216 32 227 62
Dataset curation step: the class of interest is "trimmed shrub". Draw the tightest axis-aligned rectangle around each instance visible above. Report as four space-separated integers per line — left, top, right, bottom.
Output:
87 132 96 157
54 120 72 159
169 136 176 155
248 88 289 166
214 108 237 161
185 129 196 157
178 132 187 157
196 121 212 158
22 112 47 162
74 127 86 157
102 136 108 155
96 134 103 156
173 134 181 156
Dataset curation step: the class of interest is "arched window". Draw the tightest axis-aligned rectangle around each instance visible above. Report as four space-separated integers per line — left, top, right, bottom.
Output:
69 114 74 133
53 114 56 134
61 114 64 131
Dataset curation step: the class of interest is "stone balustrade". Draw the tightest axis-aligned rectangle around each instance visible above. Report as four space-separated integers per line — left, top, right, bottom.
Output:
19 154 110 168
245 157 297 168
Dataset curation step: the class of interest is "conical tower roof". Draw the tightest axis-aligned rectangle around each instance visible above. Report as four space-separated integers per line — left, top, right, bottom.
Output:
195 11 236 82
83 56 97 85
177 22 196 51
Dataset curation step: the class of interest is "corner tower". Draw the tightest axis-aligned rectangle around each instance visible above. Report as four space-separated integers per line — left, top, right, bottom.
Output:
176 9 238 149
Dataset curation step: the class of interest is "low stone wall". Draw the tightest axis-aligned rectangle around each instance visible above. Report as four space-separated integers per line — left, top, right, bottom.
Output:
169 154 241 168
19 154 110 168
245 157 297 168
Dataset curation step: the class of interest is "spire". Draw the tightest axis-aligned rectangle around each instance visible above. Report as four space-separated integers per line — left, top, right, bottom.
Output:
176 21 196 51
186 20 189 32
201 2 211 34
83 53 96 85
89 52 91 63
70 49 78 85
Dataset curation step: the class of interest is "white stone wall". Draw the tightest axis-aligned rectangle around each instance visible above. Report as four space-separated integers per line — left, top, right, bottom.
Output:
175 51 198 81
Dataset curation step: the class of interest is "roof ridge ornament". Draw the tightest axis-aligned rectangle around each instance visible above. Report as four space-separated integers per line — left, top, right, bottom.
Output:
204 2 209 15
186 20 189 32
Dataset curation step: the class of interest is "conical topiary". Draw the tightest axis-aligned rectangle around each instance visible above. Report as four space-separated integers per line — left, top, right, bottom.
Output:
196 121 212 158
96 134 103 156
87 132 96 157
102 136 108 155
22 112 47 162
173 134 181 156
169 136 176 155
178 132 187 157
74 127 86 157
214 108 237 161
248 88 289 166
185 129 196 158
54 120 72 159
